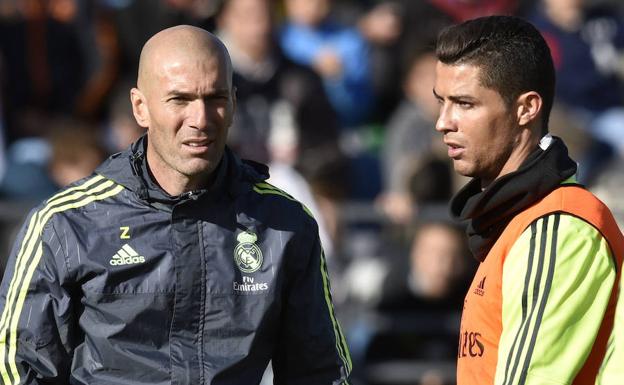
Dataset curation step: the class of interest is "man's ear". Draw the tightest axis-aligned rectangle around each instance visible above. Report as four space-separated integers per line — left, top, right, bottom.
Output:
130 88 150 129
516 91 542 127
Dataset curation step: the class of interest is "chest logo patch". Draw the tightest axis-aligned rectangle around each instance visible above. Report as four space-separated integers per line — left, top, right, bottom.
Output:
234 231 263 273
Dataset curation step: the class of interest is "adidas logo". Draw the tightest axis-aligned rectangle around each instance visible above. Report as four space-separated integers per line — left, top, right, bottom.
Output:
474 276 486 296
109 244 146 266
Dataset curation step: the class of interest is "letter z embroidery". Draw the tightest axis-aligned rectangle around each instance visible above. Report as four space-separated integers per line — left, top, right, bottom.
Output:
120 226 131 239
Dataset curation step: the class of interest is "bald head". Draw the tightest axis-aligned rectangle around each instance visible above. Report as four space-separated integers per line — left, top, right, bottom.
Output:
130 25 237 196
137 25 233 93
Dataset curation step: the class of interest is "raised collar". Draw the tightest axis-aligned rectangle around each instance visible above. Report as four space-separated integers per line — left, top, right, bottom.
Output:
95 135 270 209
450 135 578 261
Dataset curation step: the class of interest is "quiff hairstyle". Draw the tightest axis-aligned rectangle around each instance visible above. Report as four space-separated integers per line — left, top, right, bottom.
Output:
436 15 555 133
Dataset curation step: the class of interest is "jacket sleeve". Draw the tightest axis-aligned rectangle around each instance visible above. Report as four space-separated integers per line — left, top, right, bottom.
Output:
0 208 77 384
495 213 616 385
272 219 352 385
596 276 624 384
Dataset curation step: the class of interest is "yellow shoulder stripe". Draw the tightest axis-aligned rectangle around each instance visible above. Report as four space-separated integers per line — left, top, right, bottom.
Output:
252 182 314 218
0 175 123 385
320 248 352 377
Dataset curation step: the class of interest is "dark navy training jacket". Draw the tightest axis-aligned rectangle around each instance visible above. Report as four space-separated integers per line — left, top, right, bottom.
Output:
0 136 352 385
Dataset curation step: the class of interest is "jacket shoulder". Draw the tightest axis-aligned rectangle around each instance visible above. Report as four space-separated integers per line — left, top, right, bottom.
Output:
34 174 125 224
249 181 315 217
499 186 623 259
526 186 618 235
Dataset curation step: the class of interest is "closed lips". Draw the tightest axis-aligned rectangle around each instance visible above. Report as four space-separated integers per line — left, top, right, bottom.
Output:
445 140 463 149
184 139 211 147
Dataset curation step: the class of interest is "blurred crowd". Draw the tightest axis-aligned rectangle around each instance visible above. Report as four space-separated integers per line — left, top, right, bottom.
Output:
1 0 624 384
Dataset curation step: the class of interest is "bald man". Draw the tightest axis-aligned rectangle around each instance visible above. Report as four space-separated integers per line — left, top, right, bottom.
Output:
0 26 352 385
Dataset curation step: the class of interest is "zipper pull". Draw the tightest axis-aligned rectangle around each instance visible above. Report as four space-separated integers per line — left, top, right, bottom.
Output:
184 191 199 200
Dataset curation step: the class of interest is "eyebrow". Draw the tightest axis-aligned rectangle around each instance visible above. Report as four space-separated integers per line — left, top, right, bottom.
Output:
165 89 231 98
432 89 477 103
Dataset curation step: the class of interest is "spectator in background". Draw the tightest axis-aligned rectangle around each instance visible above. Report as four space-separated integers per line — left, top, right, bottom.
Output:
345 219 473 385
357 1 405 123
0 0 121 127
74 4 121 120
105 80 145 152
216 0 342 165
529 0 624 183
379 220 471 311
47 118 107 188
0 110 57 201
358 0 521 124
266 100 335 259
0 0 121 203
405 156 455 210
359 0 455 123
373 221 473 384
0 0 89 142
0 115 108 201
377 49 450 224
280 0 374 128
216 0 349 250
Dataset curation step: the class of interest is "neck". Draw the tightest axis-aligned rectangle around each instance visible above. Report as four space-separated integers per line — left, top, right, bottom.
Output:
146 148 213 197
481 128 540 189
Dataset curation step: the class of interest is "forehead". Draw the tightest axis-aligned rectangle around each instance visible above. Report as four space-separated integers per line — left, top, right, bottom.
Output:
435 62 483 92
152 51 231 92
434 61 507 102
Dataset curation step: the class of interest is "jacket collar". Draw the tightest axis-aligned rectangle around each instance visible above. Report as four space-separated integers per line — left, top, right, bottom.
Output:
450 135 578 261
96 135 270 206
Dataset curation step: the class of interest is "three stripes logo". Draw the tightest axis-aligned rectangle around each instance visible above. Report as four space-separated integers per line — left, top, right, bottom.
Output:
474 276 486 296
109 244 146 266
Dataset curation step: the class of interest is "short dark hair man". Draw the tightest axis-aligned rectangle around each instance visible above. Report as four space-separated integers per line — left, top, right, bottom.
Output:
434 15 624 384
0 25 351 384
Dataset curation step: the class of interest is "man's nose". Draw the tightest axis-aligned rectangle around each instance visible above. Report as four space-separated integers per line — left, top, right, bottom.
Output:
435 104 455 133
189 99 208 129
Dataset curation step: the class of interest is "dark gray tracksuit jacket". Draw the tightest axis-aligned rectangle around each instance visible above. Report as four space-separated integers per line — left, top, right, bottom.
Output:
0 137 351 385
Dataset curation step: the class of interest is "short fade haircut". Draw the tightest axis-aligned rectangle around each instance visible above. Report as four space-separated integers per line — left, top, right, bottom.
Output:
436 15 555 132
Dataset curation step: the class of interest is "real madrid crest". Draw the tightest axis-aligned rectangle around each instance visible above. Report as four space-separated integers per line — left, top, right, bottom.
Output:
234 231 263 273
